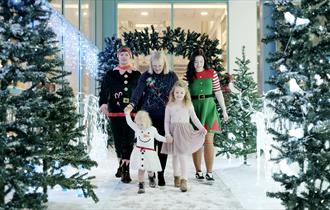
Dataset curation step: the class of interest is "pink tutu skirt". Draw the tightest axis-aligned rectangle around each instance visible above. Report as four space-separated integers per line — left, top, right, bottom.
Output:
161 122 205 155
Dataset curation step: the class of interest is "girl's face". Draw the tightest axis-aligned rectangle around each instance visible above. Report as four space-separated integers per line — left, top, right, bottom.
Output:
152 59 164 74
136 120 147 130
194 55 205 71
118 52 131 65
173 86 185 102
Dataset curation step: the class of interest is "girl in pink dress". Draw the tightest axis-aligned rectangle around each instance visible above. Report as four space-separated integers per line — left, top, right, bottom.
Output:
161 80 207 192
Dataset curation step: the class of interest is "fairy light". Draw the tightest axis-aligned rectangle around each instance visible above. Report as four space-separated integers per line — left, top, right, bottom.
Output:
48 4 99 78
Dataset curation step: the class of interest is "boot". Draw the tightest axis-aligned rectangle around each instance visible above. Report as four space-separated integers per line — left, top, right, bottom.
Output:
115 160 122 178
174 176 180 188
157 171 166 186
121 163 132 183
148 173 156 188
138 182 145 194
180 179 187 192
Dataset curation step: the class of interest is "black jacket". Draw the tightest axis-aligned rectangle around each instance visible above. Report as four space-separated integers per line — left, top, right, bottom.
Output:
99 70 141 114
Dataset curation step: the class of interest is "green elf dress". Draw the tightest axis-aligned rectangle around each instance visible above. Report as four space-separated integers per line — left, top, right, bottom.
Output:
188 69 222 134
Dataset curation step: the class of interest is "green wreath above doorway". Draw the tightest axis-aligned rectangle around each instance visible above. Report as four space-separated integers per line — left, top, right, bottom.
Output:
98 25 227 83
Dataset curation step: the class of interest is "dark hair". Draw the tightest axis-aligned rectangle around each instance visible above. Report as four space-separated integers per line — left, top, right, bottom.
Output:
186 49 208 84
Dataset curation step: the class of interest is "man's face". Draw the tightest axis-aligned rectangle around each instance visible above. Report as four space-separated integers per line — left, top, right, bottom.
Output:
118 52 131 65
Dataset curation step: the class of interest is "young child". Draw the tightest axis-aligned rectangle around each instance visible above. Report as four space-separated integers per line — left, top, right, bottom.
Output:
124 109 173 194
161 80 207 192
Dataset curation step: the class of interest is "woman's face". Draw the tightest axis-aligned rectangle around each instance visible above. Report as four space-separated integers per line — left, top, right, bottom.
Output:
152 59 164 74
173 86 185 102
194 55 205 71
118 52 131 65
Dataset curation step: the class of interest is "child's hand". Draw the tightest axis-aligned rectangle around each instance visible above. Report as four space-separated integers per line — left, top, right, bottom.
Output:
125 104 134 113
124 106 131 114
199 128 207 136
166 135 173 143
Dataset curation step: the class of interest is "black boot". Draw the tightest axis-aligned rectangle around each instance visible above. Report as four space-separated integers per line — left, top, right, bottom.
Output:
115 160 122 178
157 171 166 186
121 163 132 183
138 182 145 194
148 173 156 188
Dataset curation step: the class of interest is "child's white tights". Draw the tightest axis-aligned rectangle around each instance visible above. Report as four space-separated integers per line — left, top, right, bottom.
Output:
172 154 189 180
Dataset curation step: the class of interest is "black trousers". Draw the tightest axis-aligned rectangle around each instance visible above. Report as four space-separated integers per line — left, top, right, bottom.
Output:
152 118 167 175
109 117 135 160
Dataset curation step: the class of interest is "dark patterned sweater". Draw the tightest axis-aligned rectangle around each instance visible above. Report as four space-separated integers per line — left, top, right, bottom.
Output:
130 71 178 120
99 69 141 116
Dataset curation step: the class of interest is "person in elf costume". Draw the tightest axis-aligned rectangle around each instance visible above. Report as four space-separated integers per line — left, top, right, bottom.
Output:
183 49 229 181
99 47 141 183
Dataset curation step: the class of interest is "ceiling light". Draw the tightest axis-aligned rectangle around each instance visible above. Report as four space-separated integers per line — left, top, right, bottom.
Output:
141 11 149 16
201 11 208 16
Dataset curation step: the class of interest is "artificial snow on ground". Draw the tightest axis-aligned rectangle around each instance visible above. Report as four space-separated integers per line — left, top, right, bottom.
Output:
47 146 284 210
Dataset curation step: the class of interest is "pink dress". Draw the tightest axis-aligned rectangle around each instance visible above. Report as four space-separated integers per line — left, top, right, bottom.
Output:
161 103 205 155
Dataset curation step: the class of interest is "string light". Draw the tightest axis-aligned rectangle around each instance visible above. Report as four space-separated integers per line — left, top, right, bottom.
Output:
48 4 99 79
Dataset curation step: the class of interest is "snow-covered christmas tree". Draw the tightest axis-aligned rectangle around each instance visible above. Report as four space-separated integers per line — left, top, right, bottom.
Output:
0 0 98 208
263 0 330 209
215 46 261 164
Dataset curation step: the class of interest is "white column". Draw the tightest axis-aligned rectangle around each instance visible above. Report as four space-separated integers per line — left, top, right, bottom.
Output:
228 0 258 83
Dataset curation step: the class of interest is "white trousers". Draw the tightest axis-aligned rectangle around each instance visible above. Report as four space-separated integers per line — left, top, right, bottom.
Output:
172 154 189 180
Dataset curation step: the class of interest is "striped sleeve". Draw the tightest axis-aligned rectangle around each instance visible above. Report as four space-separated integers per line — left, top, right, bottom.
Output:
212 70 221 92
182 73 189 86
182 73 187 81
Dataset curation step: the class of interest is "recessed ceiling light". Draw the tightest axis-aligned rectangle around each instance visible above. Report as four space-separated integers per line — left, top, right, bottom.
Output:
201 11 208 16
141 11 149 16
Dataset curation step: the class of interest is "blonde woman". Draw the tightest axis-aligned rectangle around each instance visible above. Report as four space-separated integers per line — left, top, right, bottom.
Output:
125 51 178 186
161 80 207 192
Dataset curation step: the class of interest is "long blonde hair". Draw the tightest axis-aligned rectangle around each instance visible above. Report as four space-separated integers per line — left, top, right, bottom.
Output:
148 51 170 74
134 110 152 129
168 80 192 107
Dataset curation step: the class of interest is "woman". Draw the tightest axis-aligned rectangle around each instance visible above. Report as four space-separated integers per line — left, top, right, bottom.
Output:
125 51 178 186
184 49 228 181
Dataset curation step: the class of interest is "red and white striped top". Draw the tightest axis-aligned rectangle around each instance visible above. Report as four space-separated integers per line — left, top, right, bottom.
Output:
182 69 221 92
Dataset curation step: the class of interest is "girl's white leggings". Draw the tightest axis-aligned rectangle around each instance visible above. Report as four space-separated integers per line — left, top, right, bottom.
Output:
172 154 189 180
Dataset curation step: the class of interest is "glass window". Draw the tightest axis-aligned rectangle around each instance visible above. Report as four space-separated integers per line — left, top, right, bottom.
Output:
51 0 62 13
173 3 228 78
118 3 171 72
80 0 96 42
63 0 79 29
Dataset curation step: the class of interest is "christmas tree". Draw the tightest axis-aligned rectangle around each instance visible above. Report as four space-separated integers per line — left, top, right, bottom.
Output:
263 0 330 209
215 47 261 164
0 0 98 209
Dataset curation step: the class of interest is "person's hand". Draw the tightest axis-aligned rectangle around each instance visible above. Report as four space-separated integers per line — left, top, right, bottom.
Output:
166 135 173 143
199 128 207 136
125 104 134 113
100 104 108 115
222 111 229 123
124 106 131 114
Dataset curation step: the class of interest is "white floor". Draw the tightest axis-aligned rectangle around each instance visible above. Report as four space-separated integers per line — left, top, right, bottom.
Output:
215 155 284 210
47 147 284 210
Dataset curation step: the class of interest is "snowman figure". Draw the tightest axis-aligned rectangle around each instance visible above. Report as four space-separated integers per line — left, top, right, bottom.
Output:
124 109 172 193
